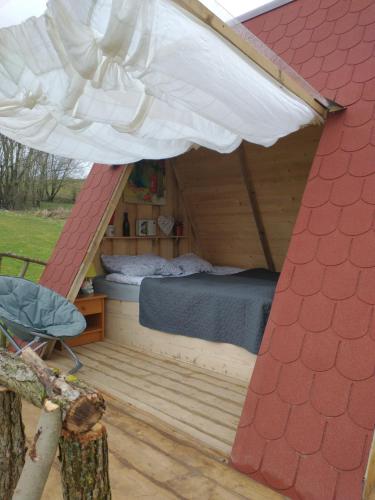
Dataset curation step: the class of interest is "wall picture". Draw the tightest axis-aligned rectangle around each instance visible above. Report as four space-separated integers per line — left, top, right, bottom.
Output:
124 160 166 205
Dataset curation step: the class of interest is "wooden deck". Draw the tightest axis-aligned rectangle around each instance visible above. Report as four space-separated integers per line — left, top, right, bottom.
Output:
23 396 283 500
21 340 285 499
51 340 249 454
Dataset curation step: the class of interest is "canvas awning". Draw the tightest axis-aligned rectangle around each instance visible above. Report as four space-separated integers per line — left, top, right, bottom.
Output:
0 0 320 163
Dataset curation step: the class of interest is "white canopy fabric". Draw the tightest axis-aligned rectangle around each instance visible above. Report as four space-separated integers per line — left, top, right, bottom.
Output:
0 0 317 163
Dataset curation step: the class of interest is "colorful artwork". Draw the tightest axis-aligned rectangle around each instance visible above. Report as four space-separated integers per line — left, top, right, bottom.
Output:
124 160 166 205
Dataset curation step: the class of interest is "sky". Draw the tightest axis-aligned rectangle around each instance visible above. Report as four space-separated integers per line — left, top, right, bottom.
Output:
0 0 275 28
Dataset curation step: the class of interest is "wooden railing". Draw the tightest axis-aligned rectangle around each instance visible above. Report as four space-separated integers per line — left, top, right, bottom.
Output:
0 252 47 278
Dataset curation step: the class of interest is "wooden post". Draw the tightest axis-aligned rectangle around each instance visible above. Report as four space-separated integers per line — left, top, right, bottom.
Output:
59 423 111 500
0 387 26 500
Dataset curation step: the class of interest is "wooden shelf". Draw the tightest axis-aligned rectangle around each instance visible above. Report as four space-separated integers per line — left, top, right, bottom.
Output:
103 236 187 240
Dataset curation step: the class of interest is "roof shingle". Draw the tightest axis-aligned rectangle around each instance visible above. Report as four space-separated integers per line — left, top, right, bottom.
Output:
232 1 375 498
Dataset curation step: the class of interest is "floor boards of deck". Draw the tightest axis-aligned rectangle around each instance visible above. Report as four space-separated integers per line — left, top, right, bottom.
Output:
50 339 249 455
35 339 286 499
22 388 283 499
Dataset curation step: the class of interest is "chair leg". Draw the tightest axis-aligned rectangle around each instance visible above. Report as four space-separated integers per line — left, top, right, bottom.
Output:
16 337 47 355
0 323 22 353
60 341 83 374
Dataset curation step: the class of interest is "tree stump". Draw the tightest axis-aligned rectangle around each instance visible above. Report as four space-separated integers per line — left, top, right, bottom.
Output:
0 388 26 500
59 423 111 500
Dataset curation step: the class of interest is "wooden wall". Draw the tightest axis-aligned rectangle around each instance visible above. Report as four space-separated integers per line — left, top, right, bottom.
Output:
98 163 194 264
173 124 323 271
97 123 323 271
172 149 267 268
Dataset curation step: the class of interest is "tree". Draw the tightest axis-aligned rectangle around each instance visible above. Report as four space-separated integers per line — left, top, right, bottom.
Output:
0 135 41 209
38 153 81 203
0 134 83 209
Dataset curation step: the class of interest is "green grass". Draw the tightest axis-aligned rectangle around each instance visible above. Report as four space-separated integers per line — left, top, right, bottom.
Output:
0 211 65 282
39 201 74 211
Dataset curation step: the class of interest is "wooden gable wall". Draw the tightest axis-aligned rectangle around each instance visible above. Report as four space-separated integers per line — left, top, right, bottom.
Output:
173 123 323 271
98 164 194 266
97 123 323 273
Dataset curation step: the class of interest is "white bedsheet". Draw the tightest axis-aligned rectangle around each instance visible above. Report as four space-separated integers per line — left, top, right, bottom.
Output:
105 265 243 286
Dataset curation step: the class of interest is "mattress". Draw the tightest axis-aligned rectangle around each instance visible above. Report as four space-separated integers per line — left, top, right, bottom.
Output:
93 276 140 302
139 269 279 354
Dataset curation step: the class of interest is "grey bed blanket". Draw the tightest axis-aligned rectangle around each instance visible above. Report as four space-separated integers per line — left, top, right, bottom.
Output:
139 268 279 354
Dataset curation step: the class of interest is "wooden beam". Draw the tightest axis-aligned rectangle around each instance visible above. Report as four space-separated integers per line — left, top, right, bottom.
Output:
238 144 275 272
171 0 327 119
170 159 203 257
363 435 375 500
67 165 133 302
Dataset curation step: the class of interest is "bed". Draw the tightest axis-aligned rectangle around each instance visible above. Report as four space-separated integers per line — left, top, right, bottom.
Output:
93 276 141 302
139 269 278 354
93 255 278 380
94 267 278 354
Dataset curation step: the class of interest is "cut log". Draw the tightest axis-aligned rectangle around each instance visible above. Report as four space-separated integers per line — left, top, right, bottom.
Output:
0 348 105 433
0 387 26 500
59 423 111 500
13 400 62 500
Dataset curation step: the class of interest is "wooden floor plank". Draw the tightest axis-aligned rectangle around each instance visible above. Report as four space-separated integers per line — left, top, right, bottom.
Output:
74 347 240 429
105 339 249 389
52 355 236 453
49 339 251 453
84 342 246 404
22 396 284 500
83 344 244 416
105 398 285 500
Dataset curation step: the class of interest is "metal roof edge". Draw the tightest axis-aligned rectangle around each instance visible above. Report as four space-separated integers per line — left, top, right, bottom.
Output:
226 0 295 26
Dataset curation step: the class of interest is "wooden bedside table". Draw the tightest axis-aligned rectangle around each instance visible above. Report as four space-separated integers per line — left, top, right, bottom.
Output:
67 294 107 347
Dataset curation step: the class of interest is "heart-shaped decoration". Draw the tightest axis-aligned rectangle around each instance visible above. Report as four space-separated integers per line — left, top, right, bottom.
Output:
158 215 174 236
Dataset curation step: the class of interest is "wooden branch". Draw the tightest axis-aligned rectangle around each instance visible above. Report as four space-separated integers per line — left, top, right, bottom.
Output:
0 348 105 433
19 261 29 278
0 252 47 267
12 400 62 500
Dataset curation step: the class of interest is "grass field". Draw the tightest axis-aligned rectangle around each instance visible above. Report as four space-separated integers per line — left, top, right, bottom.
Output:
0 211 65 282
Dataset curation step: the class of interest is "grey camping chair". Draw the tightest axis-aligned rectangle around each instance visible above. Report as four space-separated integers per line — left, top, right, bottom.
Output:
0 276 86 373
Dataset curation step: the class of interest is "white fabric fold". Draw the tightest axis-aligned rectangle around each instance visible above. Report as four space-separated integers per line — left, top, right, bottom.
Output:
0 0 317 163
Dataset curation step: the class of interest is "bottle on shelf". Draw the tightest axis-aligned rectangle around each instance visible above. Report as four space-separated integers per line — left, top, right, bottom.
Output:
174 221 184 237
106 213 115 237
123 212 130 236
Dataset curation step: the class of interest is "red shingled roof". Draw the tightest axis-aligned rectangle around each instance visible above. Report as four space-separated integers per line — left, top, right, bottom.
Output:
39 164 125 297
231 1 375 499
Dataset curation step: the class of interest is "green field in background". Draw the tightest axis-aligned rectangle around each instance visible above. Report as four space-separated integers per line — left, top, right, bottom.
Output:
0 211 65 282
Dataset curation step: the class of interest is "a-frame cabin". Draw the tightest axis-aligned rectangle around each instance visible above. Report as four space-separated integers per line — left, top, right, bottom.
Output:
10 0 375 498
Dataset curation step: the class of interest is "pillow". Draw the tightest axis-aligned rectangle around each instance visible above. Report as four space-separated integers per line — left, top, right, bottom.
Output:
172 253 213 274
101 254 166 276
158 260 183 277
